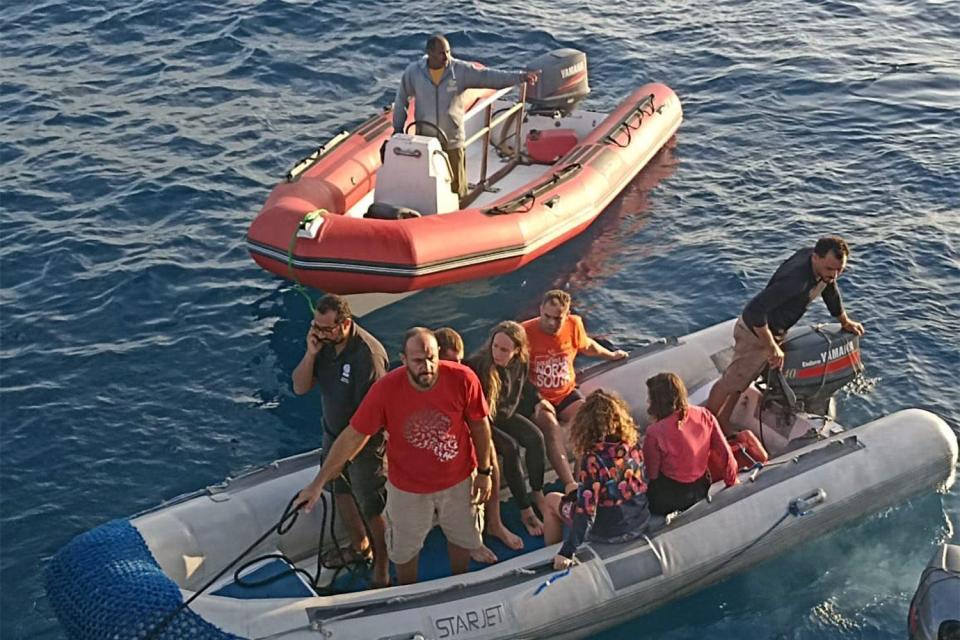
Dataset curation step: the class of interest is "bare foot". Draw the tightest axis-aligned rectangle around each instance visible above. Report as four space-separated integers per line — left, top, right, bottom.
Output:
532 491 547 515
488 523 523 551
370 575 391 589
470 544 498 564
520 507 544 537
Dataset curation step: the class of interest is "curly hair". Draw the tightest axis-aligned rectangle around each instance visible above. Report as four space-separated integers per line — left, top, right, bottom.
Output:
570 389 638 455
470 321 528 415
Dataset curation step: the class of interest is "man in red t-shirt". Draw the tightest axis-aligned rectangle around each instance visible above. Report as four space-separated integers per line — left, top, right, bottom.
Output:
522 290 628 471
296 327 493 585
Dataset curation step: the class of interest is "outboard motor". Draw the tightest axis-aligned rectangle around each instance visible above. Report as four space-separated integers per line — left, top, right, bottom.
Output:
908 544 960 640
525 49 590 116
766 323 863 417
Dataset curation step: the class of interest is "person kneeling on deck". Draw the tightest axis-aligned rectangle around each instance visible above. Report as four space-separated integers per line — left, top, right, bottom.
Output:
296 328 494 585
392 34 539 202
543 390 650 570
644 373 738 516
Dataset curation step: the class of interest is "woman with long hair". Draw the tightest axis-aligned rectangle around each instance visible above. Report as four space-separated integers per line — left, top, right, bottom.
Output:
467 321 552 537
644 372 738 515
543 390 649 569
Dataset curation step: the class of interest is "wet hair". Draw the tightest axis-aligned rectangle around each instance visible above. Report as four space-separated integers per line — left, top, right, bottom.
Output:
470 321 528 415
570 390 637 455
314 294 352 323
541 289 571 310
434 327 464 358
425 35 449 53
402 326 435 355
645 372 689 423
814 236 849 260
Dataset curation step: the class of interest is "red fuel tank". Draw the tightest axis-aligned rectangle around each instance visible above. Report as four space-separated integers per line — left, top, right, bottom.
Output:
526 128 578 164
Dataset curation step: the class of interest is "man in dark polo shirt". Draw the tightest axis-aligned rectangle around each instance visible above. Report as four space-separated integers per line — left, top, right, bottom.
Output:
292 294 390 587
705 236 865 431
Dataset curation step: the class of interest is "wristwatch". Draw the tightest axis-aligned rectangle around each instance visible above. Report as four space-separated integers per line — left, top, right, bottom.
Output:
477 466 493 476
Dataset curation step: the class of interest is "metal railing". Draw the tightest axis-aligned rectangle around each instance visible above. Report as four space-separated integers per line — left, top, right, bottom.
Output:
458 82 529 208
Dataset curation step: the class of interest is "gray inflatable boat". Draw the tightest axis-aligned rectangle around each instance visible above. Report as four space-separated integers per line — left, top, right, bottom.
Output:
909 543 960 640
46 319 958 639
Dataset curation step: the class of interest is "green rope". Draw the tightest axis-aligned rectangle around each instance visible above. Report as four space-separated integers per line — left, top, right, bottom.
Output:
287 210 325 313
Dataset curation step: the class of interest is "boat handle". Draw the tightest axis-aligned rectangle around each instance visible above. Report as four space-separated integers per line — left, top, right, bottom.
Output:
789 488 827 517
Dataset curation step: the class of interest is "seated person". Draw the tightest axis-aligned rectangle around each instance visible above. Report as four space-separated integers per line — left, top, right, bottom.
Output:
522 290 626 491
466 321 549 537
543 390 650 570
436 327 520 559
643 373 738 516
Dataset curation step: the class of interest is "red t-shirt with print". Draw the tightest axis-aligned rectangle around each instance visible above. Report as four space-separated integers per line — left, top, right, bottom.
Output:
350 361 489 494
522 314 588 406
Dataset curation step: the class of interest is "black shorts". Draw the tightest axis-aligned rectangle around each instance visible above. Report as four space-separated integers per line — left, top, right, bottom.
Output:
321 429 386 518
554 387 585 414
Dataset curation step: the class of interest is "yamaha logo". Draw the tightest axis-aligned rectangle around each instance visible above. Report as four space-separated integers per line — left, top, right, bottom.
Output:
560 61 585 79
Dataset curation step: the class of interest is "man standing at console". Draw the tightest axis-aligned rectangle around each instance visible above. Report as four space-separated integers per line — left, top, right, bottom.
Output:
705 236 865 430
392 34 538 200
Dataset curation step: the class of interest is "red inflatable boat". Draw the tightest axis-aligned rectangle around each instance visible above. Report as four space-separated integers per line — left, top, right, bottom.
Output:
247 50 682 294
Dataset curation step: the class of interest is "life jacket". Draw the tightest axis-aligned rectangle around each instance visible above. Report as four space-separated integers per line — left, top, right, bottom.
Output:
708 430 769 481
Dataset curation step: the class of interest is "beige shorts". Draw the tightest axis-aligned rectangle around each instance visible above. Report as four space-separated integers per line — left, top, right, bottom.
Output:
384 474 483 564
715 317 777 395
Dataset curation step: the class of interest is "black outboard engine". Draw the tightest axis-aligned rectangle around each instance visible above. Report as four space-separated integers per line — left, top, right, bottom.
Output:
525 49 590 116
908 544 960 640
766 323 863 416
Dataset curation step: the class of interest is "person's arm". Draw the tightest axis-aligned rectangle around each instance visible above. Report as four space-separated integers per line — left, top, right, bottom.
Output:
554 456 597 567
292 323 323 395
825 283 865 335
295 426 371 512
459 61 535 90
581 337 628 361
467 417 494 504
754 323 785 369
707 413 738 487
641 429 661 482
392 67 413 134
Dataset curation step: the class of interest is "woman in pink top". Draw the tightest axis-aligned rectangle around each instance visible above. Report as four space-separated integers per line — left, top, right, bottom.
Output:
643 372 738 515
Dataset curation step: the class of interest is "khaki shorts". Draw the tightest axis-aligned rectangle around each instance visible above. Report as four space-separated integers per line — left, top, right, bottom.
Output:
715 317 778 395
384 474 483 564
444 146 467 199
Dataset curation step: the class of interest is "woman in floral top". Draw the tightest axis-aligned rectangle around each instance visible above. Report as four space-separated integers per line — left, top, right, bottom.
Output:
542 390 650 569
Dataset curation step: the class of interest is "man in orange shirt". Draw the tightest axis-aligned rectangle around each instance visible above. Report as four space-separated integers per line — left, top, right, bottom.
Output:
523 289 628 421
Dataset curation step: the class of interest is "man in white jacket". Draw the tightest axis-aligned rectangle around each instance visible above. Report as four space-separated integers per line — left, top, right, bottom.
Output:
392 35 538 200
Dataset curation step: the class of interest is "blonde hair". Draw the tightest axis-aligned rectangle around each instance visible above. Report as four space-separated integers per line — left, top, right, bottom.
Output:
570 389 637 455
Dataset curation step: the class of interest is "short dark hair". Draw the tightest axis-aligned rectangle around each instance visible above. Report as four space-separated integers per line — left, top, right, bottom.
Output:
425 35 449 53
646 372 689 422
314 294 351 323
434 327 463 355
402 326 435 354
541 289 571 310
814 236 849 260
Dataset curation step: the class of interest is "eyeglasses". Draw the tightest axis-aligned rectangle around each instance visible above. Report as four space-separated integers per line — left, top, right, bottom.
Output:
313 322 343 335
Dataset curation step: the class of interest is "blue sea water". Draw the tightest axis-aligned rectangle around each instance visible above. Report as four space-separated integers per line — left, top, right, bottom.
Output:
2 0 958 637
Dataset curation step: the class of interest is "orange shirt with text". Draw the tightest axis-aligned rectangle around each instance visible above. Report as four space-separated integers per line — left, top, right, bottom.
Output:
522 314 588 405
